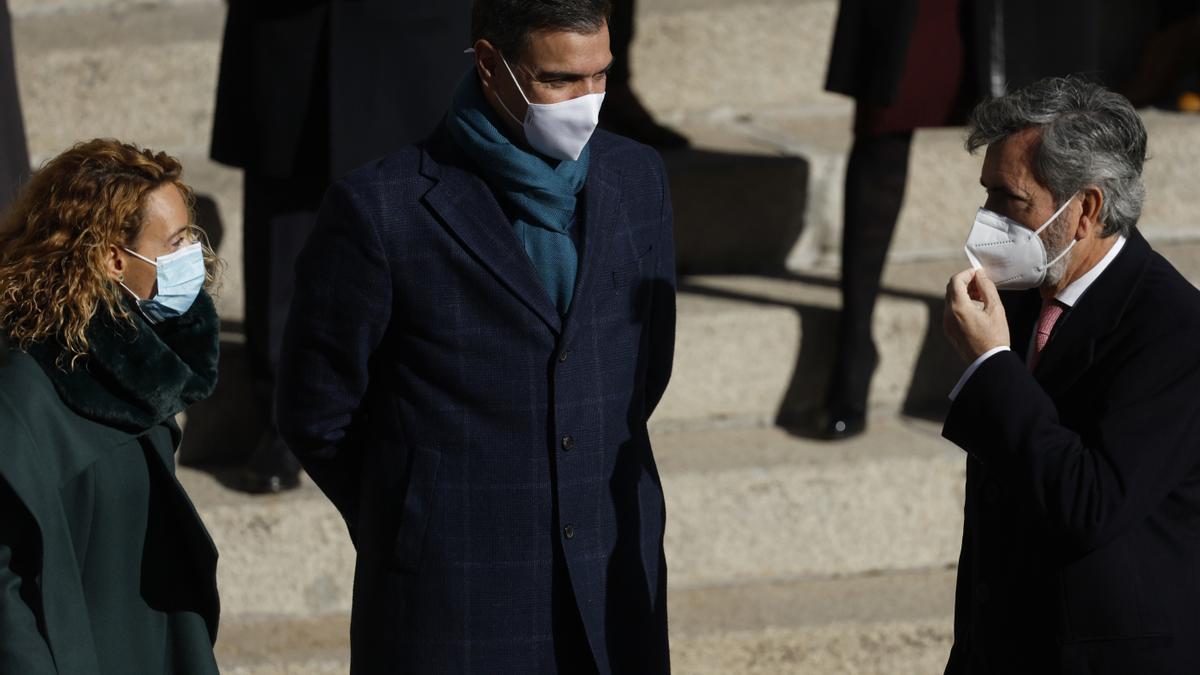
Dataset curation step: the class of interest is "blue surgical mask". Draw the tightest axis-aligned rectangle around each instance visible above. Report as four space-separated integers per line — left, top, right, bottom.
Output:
121 242 206 324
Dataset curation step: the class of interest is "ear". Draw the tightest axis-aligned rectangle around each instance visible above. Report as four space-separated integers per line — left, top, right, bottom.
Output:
106 244 126 283
474 39 499 94
1075 186 1105 240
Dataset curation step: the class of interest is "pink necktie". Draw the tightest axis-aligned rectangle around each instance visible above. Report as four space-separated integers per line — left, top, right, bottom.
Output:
1030 299 1065 371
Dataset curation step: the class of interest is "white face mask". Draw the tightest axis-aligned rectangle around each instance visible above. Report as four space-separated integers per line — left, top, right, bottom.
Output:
496 54 604 162
963 193 1078 290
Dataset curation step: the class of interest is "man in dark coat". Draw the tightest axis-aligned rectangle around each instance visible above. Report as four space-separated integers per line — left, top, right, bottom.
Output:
209 0 472 491
275 0 676 672
0 0 29 211
942 77 1200 673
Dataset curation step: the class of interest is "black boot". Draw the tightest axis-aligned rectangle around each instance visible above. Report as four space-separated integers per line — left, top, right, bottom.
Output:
236 427 301 494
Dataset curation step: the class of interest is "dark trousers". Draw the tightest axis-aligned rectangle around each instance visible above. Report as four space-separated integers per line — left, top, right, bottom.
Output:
0 0 29 212
827 131 914 414
242 170 325 471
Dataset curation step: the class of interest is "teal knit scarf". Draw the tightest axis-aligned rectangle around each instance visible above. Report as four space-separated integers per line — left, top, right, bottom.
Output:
445 71 589 315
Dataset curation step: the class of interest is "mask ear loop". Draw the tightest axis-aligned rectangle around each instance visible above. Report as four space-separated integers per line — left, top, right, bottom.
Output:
1033 192 1080 236
117 280 145 301
494 53 532 126
118 247 157 302
1034 192 1081 272
1040 238 1078 272
123 247 158 267
499 54 532 105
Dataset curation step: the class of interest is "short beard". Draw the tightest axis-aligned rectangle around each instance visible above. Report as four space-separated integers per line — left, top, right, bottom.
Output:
1041 211 1075 289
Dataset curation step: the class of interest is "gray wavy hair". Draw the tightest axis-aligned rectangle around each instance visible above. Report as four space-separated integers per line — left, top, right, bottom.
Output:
966 76 1147 238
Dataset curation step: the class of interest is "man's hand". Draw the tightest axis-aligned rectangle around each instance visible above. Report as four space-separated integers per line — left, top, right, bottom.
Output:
943 268 1010 363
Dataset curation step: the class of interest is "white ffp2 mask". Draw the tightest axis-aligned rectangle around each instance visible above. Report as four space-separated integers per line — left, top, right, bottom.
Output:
497 54 604 162
964 194 1078 290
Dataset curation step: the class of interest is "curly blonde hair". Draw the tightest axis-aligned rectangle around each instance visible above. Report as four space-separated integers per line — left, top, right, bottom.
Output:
0 139 221 364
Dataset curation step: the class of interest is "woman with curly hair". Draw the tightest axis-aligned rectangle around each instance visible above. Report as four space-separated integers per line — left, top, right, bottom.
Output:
0 138 223 673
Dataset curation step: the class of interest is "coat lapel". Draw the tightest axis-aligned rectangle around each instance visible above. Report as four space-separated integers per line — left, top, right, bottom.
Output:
1033 230 1151 398
561 154 621 349
419 129 563 334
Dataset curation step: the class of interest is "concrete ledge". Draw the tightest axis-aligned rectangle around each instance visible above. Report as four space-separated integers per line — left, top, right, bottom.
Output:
657 268 963 427
631 0 844 118
728 107 1200 271
12 4 223 160
15 3 1200 272
172 154 966 436
656 420 964 587
10 0 842 160
9 0 215 17
213 568 956 675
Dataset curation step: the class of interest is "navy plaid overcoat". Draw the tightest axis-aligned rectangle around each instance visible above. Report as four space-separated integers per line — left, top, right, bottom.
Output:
277 125 676 674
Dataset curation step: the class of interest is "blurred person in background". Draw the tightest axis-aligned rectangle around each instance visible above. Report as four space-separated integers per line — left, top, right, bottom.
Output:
943 77 1200 673
821 0 1111 439
210 0 472 493
1111 1 1200 110
275 0 676 670
0 139 222 674
0 0 29 211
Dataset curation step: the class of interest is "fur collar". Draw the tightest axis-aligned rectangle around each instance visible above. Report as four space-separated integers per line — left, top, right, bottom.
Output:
29 292 220 433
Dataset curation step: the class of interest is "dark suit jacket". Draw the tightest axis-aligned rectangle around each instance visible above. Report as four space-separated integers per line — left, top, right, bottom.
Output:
943 230 1200 674
210 0 471 180
276 126 676 674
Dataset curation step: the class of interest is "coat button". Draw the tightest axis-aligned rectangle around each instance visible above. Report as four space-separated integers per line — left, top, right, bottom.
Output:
561 435 575 451
558 350 569 363
563 525 575 540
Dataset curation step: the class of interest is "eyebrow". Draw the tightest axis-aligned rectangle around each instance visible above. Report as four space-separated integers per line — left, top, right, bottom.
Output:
168 225 192 240
532 59 614 81
980 178 1030 201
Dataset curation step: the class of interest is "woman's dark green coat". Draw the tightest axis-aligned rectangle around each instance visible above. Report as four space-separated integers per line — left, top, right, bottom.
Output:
0 293 221 674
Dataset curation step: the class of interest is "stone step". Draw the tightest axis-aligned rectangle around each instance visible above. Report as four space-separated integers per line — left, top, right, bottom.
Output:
10 0 842 161
178 417 965 618
183 237 1200 454
212 568 957 675
176 152 966 436
13 3 1200 272
657 264 966 427
687 107 1200 271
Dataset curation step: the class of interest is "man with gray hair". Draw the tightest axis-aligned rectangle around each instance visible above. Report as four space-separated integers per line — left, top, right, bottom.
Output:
941 76 1200 673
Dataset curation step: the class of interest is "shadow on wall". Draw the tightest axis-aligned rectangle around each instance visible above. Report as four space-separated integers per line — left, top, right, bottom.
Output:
662 146 809 275
664 143 959 433
675 275 960 437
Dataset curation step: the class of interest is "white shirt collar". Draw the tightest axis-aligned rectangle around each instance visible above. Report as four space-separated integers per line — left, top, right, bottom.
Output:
1055 235 1127 307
